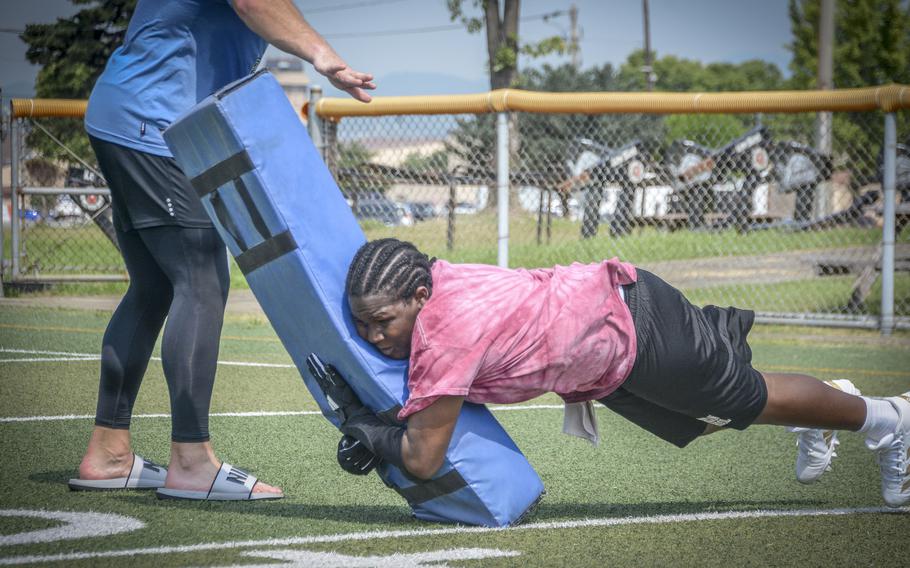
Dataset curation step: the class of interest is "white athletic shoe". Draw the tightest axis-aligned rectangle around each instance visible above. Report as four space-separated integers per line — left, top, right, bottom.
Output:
866 392 910 508
790 379 861 484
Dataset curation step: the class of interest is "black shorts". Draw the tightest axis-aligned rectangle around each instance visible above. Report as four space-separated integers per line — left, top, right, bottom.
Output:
599 269 768 448
89 136 213 232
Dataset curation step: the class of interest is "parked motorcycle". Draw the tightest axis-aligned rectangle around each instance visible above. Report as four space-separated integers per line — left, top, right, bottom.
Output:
667 125 774 232
773 140 833 223
564 138 654 238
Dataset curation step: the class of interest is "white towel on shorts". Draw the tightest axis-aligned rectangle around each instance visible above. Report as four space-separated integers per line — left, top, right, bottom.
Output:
562 400 600 446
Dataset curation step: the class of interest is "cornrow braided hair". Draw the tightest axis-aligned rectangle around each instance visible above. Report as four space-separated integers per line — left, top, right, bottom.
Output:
346 238 435 301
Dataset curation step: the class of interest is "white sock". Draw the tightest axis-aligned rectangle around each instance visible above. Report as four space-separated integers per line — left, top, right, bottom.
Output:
859 397 899 446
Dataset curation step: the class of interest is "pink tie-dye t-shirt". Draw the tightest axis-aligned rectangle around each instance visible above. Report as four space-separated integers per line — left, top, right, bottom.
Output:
398 259 638 420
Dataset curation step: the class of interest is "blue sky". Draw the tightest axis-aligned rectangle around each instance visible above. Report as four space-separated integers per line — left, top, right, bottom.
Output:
303 0 794 96
0 0 794 99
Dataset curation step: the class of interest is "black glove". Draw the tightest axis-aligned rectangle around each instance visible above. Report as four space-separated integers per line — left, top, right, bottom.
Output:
337 435 381 475
340 412 406 470
306 353 371 423
307 353 407 472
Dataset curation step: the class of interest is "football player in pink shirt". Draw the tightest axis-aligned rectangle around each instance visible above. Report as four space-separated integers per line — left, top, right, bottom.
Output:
315 238 909 508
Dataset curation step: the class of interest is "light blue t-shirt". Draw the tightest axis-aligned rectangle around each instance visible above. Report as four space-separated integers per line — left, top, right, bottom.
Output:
85 0 267 156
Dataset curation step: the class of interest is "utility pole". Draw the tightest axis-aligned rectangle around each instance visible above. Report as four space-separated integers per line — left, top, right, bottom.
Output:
569 3 580 69
642 0 654 91
816 0 834 217
816 0 834 155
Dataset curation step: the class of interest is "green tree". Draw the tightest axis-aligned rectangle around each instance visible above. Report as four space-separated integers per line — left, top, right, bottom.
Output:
617 49 784 92
20 0 136 164
447 1 573 209
786 0 910 180
615 50 784 148
703 60 785 91
787 0 910 89
447 0 566 90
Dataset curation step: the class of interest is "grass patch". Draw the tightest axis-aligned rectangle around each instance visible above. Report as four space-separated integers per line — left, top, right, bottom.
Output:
364 210 889 268
9 224 123 274
1 307 909 566
683 273 910 316
6 215 908 320
0 516 59 536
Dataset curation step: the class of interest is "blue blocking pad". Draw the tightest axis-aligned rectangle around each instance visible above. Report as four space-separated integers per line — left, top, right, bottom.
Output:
163 71 544 527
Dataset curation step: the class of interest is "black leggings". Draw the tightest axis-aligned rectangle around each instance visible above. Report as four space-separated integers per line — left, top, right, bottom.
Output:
95 225 230 442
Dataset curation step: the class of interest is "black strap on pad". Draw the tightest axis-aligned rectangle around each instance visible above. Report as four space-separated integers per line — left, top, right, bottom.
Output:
393 469 468 506
189 149 298 274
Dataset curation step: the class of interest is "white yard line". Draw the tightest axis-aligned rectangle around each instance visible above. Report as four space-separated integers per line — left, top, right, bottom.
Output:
0 348 564 424
0 358 100 363
0 349 98 357
0 413 161 423
202 360 295 369
0 348 294 369
0 506 904 566
0 406 565 424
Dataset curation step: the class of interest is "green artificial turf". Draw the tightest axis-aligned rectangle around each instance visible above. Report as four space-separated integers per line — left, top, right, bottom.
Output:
1 305 908 567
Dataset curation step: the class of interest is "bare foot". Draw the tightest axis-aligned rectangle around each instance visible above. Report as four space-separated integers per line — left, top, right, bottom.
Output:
77 426 134 480
165 441 283 496
250 479 283 495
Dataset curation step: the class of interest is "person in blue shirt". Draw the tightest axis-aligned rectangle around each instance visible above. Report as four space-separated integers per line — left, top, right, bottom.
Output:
68 0 374 501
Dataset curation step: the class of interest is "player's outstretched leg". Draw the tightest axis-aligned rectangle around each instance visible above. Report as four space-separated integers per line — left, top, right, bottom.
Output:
863 392 910 508
760 373 909 507
789 379 861 484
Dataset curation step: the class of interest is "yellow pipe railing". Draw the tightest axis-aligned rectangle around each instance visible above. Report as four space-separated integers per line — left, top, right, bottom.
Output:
314 84 910 118
11 84 909 120
10 98 88 118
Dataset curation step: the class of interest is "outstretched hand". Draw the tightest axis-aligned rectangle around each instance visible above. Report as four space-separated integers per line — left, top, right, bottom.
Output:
311 48 375 103
229 1 375 102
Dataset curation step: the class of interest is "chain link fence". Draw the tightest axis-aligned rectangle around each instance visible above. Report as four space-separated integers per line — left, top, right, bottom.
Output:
3 112 122 282
315 90 909 331
2 88 908 330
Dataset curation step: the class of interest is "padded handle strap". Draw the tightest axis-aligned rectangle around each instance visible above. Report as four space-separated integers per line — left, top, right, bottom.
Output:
210 191 247 251
191 150 270 245
235 230 297 275
190 150 253 199
190 149 299 274
234 177 272 244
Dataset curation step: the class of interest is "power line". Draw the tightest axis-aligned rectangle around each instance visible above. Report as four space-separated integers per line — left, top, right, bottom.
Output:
0 0 409 36
323 22 461 39
323 11 566 40
304 0 408 14
2 8 570 45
